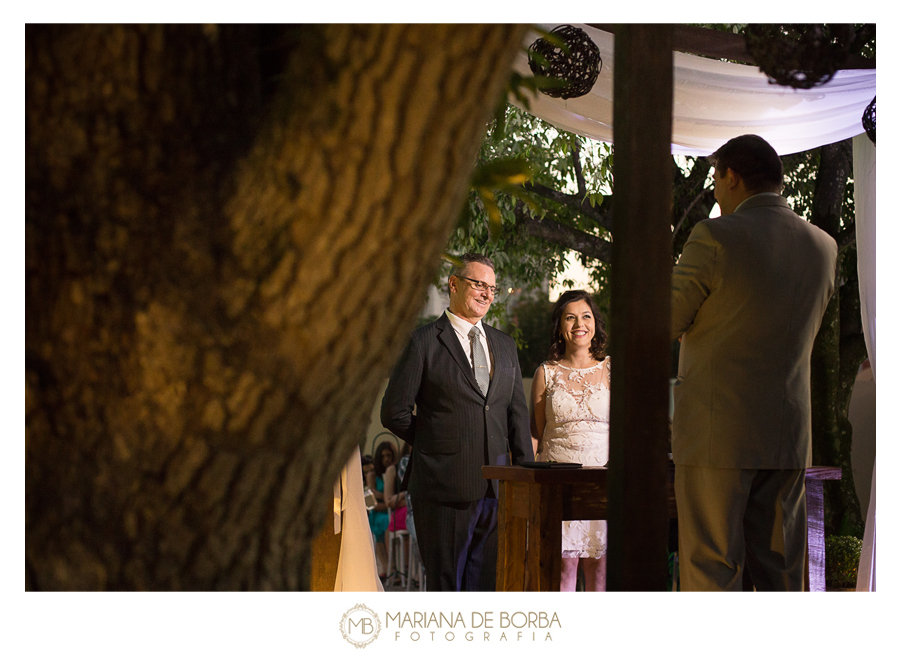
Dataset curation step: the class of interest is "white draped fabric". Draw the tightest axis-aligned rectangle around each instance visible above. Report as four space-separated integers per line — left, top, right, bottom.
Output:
514 24 877 591
333 447 384 592
512 24 876 156
853 134 876 591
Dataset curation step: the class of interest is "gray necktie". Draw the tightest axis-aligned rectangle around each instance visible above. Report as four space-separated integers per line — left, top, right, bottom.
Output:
468 325 490 396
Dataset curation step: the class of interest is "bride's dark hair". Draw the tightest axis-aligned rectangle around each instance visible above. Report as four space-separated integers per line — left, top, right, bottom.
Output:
547 290 608 362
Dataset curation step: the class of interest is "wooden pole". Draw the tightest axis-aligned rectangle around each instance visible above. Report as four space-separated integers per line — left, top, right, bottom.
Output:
607 24 674 591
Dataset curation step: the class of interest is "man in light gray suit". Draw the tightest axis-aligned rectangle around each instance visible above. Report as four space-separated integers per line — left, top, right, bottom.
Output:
381 253 533 591
671 135 838 591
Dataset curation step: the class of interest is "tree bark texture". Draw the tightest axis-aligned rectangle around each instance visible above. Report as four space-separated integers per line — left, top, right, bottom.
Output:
26 24 525 590
808 140 866 538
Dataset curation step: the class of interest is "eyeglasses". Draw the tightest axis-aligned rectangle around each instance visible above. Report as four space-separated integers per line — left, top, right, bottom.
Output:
458 275 501 296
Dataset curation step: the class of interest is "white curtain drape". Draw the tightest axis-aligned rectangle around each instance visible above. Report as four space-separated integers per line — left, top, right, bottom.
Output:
853 134 876 591
513 24 876 156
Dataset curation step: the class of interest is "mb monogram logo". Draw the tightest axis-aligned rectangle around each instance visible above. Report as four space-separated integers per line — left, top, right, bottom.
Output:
340 604 382 648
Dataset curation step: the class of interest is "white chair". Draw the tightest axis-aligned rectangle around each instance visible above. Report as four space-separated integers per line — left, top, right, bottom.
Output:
385 528 409 591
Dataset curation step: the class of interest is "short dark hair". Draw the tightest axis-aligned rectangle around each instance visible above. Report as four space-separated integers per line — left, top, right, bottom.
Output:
547 290 608 362
709 134 783 194
450 253 495 278
448 253 495 292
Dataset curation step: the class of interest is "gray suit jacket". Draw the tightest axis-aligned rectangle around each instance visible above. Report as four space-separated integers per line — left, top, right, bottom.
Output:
671 194 837 469
381 312 533 503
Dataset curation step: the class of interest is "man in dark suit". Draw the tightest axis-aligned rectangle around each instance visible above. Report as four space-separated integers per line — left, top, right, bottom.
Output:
381 253 533 591
671 135 838 590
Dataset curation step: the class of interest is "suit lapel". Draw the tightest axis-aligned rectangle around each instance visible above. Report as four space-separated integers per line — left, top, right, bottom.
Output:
436 314 485 397
483 326 499 400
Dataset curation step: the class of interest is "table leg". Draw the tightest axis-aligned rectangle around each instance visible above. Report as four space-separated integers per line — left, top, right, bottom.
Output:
497 481 528 590
527 482 562 591
806 478 826 592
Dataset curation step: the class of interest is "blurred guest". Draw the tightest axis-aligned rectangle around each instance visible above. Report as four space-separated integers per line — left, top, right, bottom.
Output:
366 440 396 579
384 442 414 587
361 454 374 487
385 443 409 536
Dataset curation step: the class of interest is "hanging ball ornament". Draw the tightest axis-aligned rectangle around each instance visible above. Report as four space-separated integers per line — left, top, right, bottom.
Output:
528 25 602 100
863 97 875 145
744 24 855 89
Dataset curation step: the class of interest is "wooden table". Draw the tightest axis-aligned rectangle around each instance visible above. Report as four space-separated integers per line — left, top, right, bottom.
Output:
484 464 840 591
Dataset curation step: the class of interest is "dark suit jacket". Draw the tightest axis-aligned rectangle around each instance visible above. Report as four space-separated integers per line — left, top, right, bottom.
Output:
381 312 533 504
671 194 838 469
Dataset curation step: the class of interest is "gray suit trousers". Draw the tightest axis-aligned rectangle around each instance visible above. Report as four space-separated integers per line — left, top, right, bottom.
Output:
675 465 807 591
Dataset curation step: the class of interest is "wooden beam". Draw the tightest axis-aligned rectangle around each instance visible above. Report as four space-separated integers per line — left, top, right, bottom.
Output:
607 24 673 591
588 23 876 69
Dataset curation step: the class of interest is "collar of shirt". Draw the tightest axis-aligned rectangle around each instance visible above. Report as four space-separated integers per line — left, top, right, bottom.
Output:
445 309 492 369
733 192 782 213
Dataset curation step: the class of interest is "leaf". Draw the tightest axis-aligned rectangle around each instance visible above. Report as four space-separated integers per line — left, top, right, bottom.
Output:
588 192 604 208
477 189 503 240
511 188 544 215
441 253 464 270
507 71 570 107
530 29 571 56
527 50 552 69
471 158 535 193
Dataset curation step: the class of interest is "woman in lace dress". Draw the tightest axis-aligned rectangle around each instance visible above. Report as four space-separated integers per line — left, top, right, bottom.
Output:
530 290 610 591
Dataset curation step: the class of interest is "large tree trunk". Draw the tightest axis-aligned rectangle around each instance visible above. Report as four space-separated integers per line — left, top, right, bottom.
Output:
808 140 866 538
26 23 525 590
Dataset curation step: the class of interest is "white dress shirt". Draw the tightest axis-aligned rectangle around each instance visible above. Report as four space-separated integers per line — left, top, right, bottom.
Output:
445 309 493 378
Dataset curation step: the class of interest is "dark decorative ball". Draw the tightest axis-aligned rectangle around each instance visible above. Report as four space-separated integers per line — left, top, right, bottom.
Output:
744 24 855 89
863 96 875 145
528 25 602 99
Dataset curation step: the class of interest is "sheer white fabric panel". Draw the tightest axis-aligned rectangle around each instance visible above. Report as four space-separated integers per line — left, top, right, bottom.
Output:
853 134 876 591
856 466 876 591
512 25 876 156
854 134 877 378
334 447 384 592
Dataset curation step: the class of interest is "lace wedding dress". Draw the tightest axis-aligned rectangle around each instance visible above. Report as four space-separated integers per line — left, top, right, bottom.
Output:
537 358 610 559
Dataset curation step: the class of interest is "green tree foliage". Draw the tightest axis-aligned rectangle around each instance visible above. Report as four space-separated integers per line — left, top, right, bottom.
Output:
452 104 614 289
445 102 716 360
439 103 616 345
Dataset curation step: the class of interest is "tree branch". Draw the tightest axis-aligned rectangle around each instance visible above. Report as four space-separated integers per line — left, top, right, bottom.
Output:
523 182 612 231
838 226 856 252
572 143 587 198
673 186 710 236
513 202 612 263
